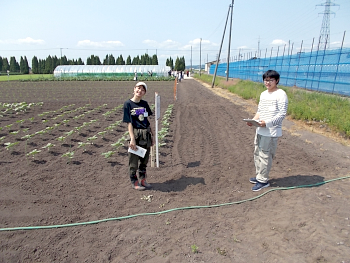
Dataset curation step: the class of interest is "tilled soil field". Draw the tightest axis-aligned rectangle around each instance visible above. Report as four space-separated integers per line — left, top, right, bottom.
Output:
0 79 349 263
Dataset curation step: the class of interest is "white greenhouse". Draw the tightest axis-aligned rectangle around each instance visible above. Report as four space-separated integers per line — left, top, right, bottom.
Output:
53 65 171 78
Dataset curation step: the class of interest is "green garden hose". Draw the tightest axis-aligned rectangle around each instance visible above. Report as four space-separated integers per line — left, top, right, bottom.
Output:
1 175 349 232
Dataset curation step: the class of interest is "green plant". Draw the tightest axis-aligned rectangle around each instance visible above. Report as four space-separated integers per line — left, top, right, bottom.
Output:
42 143 55 151
86 134 97 141
77 142 91 152
191 245 199 254
4 142 19 150
62 151 75 164
57 136 66 142
27 149 41 158
101 151 116 158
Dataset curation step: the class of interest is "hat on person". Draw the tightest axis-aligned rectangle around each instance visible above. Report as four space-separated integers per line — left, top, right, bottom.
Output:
135 82 147 92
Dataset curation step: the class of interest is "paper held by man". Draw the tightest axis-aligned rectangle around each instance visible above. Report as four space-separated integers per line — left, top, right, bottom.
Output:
243 119 261 127
128 146 147 158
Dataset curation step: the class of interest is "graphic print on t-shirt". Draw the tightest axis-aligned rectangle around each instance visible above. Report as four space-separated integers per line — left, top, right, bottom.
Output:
131 107 148 121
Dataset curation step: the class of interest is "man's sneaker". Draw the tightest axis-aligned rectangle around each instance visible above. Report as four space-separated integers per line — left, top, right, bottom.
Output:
249 177 258 184
141 179 152 189
252 182 270 191
132 181 145 191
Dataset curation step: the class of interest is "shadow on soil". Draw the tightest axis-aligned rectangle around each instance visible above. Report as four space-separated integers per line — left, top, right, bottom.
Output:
270 174 325 188
151 175 205 192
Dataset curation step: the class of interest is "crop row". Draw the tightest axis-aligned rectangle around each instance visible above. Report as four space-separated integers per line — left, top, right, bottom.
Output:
0 101 173 165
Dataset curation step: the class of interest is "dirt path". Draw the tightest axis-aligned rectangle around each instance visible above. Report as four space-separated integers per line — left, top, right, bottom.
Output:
0 79 349 262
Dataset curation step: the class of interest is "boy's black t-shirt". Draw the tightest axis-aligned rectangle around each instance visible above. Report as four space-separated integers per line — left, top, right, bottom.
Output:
123 99 153 129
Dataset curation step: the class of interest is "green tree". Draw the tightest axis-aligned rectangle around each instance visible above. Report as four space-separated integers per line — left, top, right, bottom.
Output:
132 55 140 65
39 59 45 74
60 55 68 65
94 55 101 65
9 57 20 73
174 57 180 71
20 56 29 74
166 57 174 70
3 58 9 71
44 55 53 74
0 56 3 72
152 54 158 65
87 55 101 65
77 58 84 65
126 55 132 65
109 54 116 65
180 56 186 71
32 56 39 74
2 57 9 71
103 55 109 65
116 54 125 65
52 55 59 70
174 56 185 71
24 56 29 74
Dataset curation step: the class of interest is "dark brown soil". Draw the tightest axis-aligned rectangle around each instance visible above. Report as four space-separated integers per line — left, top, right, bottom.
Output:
0 79 349 263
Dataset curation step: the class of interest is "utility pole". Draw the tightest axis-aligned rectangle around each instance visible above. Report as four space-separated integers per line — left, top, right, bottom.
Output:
317 0 338 49
226 0 234 81
199 38 202 76
191 46 193 72
211 4 232 88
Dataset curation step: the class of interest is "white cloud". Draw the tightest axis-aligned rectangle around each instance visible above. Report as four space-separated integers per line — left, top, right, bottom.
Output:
271 39 288 45
182 38 217 50
0 37 45 45
77 40 124 48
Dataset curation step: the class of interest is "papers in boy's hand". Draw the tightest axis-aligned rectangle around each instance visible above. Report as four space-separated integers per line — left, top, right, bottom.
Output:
243 119 261 127
128 146 147 158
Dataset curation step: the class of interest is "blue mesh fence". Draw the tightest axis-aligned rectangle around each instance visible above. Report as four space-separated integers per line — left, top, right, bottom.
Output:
210 47 350 96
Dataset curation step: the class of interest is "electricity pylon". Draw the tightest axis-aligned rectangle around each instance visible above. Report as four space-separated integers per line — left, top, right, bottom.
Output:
317 0 339 49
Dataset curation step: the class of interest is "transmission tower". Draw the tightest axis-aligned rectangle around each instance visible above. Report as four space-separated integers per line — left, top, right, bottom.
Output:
316 0 339 49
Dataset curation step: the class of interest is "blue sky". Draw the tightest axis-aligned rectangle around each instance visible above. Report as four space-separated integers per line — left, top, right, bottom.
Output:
1 0 349 67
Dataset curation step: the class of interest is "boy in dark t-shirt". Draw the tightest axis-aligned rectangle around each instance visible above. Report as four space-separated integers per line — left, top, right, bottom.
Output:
123 82 154 190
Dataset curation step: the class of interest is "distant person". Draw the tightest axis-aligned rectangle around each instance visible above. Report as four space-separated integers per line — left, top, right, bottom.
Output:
123 82 154 190
186 70 189 77
134 71 137 81
246 70 288 191
178 71 182 82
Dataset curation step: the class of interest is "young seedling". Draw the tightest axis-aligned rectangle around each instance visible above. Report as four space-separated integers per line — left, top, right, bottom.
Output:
42 143 55 151
21 134 33 140
86 135 98 142
101 151 116 158
27 149 41 158
97 131 107 138
65 130 75 137
35 130 46 136
77 142 91 152
4 142 19 150
57 136 66 142
191 245 199 254
62 151 75 164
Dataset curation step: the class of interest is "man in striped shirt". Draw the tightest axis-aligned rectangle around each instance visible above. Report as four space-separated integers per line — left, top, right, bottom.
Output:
247 70 289 191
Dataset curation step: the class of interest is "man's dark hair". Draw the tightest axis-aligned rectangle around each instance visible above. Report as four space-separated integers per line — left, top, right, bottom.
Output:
263 70 280 84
